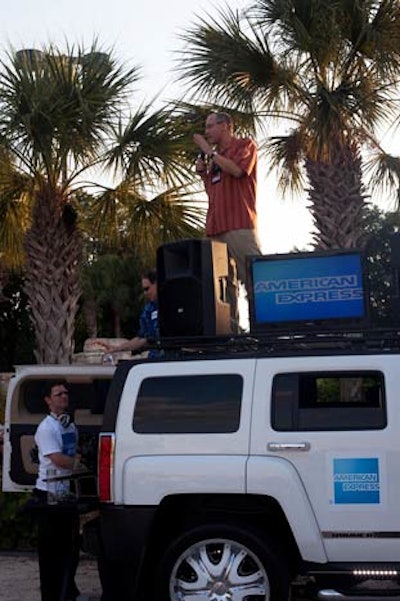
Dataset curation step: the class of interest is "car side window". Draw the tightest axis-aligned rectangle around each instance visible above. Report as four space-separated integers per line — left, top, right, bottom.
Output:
22 379 111 415
133 374 243 434
272 371 386 431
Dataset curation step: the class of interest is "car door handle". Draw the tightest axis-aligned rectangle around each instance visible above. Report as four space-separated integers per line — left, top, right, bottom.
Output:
267 442 311 451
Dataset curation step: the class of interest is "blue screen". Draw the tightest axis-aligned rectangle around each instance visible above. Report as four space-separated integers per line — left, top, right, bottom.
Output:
251 252 365 327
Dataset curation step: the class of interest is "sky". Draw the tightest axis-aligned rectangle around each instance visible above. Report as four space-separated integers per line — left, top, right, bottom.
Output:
0 0 330 254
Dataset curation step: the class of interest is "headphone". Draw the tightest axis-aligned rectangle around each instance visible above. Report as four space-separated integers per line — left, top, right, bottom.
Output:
50 412 72 428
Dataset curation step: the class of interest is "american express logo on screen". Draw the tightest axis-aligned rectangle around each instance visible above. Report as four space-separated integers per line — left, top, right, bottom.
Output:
251 252 365 326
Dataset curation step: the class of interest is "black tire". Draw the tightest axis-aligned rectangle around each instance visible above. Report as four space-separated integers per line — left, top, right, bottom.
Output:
153 523 290 601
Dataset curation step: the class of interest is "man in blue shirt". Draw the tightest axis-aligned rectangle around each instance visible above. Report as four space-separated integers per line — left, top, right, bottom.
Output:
103 270 160 358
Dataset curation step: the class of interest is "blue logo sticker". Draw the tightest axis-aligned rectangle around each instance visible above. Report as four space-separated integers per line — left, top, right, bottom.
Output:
333 458 380 504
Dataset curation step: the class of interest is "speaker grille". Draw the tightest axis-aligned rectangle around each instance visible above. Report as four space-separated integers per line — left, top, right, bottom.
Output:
157 238 232 337
159 277 204 336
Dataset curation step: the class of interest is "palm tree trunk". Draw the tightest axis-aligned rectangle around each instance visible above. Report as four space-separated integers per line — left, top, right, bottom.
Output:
24 188 82 364
306 143 368 250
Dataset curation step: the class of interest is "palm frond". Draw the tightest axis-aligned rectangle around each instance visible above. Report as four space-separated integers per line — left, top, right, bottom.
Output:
177 6 293 113
265 131 307 194
0 42 139 185
105 102 198 189
364 150 400 208
82 181 206 254
248 0 345 68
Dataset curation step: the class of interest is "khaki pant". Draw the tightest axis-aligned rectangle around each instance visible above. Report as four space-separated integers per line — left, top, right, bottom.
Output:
210 229 261 332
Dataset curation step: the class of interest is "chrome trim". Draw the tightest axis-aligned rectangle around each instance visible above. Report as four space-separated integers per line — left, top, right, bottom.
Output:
322 531 400 539
267 441 310 451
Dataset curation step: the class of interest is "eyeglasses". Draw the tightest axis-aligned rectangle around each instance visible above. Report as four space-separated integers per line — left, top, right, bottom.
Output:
53 391 69 397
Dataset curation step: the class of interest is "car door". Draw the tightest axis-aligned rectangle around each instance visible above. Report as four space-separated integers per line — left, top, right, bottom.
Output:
248 353 399 563
112 358 256 505
2 365 114 492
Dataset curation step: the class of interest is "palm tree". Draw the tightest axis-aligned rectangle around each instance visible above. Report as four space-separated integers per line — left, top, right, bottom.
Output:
0 44 138 363
0 46 208 363
177 0 400 249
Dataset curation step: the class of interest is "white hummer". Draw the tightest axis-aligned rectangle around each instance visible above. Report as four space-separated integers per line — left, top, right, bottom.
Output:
3 332 400 601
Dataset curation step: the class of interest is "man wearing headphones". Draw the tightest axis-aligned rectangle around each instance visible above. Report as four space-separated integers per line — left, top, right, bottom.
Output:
34 380 80 601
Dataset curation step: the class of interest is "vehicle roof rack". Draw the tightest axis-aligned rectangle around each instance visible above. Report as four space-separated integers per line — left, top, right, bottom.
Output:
151 327 400 358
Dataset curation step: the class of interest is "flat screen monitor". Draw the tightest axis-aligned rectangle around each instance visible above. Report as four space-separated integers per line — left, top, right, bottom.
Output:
247 249 369 333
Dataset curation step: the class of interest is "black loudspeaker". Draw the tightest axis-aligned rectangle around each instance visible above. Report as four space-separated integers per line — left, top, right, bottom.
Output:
157 238 232 337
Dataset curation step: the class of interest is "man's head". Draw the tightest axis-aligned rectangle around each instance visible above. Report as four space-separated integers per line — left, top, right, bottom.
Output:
142 269 157 303
205 112 234 145
43 380 69 416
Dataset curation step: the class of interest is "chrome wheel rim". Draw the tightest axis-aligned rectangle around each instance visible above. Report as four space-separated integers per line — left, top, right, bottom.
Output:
169 538 270 601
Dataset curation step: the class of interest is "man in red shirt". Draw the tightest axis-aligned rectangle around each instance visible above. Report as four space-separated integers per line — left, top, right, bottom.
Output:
194 112 261 328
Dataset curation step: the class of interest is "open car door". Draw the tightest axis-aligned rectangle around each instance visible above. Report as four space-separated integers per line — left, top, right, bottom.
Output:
2 365 115 493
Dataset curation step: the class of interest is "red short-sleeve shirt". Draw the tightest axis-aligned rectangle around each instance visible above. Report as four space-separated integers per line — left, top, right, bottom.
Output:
204 137 257 236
